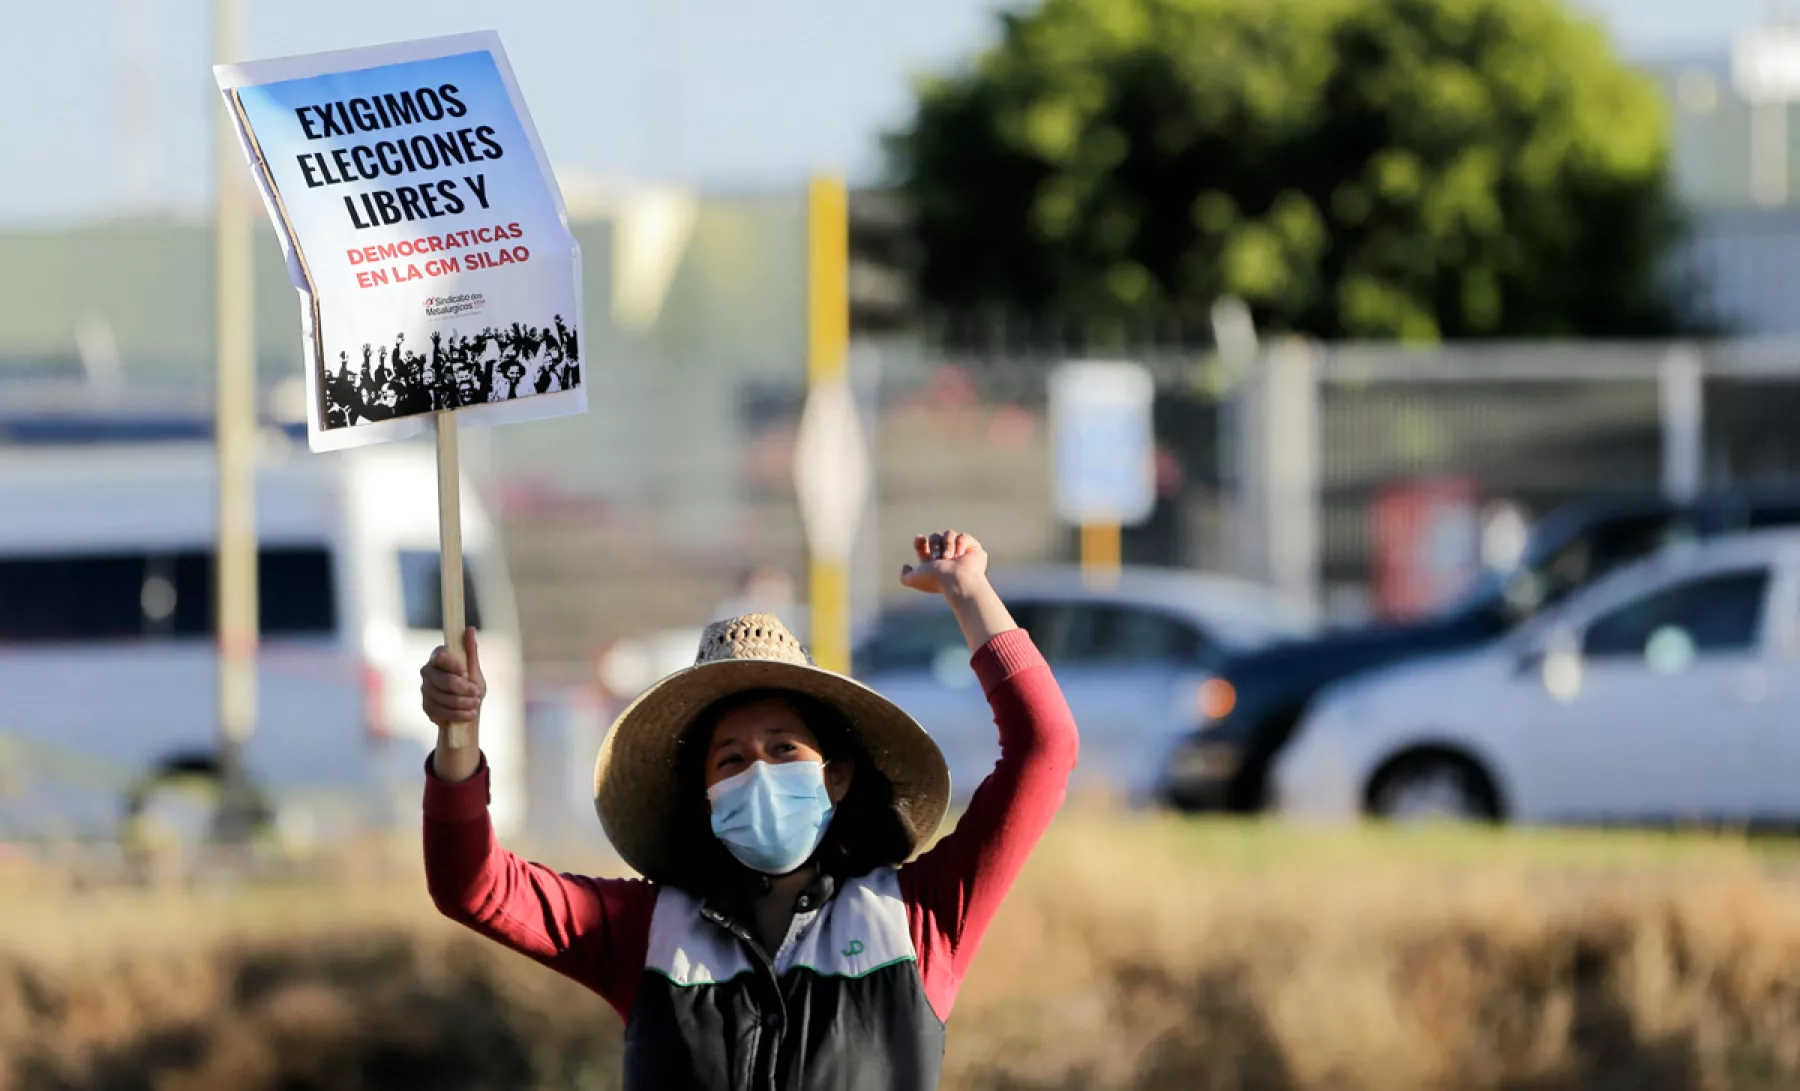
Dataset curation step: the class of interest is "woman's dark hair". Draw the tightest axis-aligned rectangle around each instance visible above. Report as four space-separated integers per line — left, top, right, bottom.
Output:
670 688 913 896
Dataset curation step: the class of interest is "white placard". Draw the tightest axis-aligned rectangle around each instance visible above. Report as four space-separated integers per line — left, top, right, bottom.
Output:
216 32 587 452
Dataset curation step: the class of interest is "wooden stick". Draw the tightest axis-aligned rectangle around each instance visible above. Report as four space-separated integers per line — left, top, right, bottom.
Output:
436 411 471 750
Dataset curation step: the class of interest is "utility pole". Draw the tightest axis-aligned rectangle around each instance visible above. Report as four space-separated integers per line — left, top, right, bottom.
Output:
118 0 161 210
647 0 686 182
794 176 868 676
212 0 259 845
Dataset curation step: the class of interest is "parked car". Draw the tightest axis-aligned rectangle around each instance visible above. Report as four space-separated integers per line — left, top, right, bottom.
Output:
0 436 527 845
854 566 1316 804
1271 528 1800 825
1158 486 1800 814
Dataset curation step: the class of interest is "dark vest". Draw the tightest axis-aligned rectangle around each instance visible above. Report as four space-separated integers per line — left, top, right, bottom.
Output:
623 868 945 1090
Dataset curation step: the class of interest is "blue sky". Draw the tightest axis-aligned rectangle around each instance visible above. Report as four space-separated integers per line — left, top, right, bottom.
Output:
0 0 1776 227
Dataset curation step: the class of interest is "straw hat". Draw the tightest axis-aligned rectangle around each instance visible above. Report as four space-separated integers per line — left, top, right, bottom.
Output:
593 613 951 883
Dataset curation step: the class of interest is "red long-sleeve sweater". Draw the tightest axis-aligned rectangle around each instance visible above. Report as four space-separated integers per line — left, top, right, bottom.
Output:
422 627 1078 1023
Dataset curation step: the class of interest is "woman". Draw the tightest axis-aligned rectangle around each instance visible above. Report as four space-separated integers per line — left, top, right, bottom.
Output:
421 529 1078 1090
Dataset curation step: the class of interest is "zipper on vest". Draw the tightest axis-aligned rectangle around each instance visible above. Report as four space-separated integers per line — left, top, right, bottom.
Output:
701 905 790 1091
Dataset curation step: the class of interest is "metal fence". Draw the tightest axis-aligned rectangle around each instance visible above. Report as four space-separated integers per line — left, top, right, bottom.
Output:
1304 341 1800 617
8 336 1800 679
847 336 1800 635
497 334 1800 675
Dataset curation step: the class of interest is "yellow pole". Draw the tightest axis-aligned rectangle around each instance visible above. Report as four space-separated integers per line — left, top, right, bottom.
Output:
213 0 258 842
1079 521 1122 589
806 174 850 674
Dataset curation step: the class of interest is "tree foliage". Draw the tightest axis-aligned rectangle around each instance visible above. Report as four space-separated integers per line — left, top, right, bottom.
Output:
891 0 1688 341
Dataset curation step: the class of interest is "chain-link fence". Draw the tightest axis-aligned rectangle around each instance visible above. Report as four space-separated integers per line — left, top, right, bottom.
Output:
1305 342 1800 617
495 335 1800 679
7 335 1800 679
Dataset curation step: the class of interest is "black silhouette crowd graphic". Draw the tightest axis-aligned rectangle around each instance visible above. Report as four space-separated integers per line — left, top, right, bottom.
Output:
323 314 580 428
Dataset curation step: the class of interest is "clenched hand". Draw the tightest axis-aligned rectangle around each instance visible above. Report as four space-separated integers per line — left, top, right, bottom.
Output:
422 627 485 782
900 529 1015 652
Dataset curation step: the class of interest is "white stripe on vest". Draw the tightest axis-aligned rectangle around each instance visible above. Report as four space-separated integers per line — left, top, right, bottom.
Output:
646 868 916 987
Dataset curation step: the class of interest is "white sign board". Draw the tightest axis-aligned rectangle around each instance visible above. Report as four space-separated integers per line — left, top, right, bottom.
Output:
1048 360 1156 526
215 32 587 452
792 376 871 562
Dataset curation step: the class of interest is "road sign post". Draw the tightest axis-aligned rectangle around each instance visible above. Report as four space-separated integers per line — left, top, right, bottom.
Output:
1048 361 1156 588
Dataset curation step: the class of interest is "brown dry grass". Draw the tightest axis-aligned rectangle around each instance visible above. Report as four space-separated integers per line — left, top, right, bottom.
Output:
7 812 1800 1090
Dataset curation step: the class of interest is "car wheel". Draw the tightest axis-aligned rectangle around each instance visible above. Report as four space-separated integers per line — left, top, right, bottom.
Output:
1368 754 1499 823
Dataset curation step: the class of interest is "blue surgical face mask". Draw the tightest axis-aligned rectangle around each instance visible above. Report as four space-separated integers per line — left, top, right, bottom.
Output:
707 759 835 875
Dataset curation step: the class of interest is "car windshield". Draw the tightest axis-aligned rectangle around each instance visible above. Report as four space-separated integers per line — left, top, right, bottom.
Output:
853 604 977 678
1433 506 1687 627
1436 568 1509 621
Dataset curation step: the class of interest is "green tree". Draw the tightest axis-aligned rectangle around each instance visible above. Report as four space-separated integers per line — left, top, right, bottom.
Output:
891 0 1688 342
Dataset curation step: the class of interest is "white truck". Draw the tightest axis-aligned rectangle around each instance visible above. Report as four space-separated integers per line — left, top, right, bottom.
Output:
0 436 525 847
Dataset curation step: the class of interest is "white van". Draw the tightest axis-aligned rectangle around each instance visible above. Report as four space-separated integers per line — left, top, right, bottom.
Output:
0 437 524 845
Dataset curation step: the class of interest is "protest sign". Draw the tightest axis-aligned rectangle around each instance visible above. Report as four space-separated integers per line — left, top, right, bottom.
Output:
215 31 586 453
216 32 585 745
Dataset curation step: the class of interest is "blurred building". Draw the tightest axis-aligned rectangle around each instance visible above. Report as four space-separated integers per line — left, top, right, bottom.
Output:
1652 50 1800 333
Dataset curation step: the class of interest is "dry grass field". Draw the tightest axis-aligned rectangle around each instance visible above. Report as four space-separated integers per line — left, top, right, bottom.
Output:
7 812 1800 1090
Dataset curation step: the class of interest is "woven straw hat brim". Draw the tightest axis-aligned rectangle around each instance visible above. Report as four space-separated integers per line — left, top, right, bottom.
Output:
593 657 952 884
